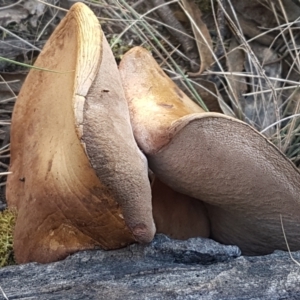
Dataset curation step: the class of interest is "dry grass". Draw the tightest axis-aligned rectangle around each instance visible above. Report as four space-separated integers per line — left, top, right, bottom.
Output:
1 0 300 185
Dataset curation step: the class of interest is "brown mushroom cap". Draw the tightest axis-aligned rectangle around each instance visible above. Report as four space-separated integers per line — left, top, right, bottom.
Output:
120 46 210 242
6 3 155 264
120 46 300 255
149 113 300 254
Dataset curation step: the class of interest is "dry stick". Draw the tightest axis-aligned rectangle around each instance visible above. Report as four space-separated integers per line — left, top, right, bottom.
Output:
116 0 207 110
111 0 177 70
0 144 9 153
37 9 59 41
277 0 300 70
0 97 16 104
224 2 277 94
150 0 198 64
224 0 281 144
270 3 300 129
112 0 188 87
111 0 179 48
0 26 41 52
271 1 300 152
260 113 300 134
262 51 289 66
0 286 9 300
109 0 172 62
0 172 12 176
181 0 214 76
0 75 17 99
209 0 227 87
178 1 223 72
280 214 300 267
274 35 300 112
243 85 299 96
268 8 299 93
159 44 181 67
132 0 148 9
107 0 197 57
214 0 227 62
81 0 120 9
0 76 14 160
212 0 242 114
37 0 68 12
282 88 300 153
208 71 300 85
144 16 200 64
268 30 300 143
0 162 8 168
0 0 22 10
101 0 133 32
150 0 194 52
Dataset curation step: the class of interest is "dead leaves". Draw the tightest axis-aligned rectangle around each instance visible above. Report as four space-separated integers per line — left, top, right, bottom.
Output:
175 0 293 142
180 0 214 76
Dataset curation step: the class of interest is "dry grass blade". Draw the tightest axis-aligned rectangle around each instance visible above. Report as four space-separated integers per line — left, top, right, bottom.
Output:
0 26 41 51
112 0 208 110
0 56 75 73
37 0 68 12
151 0 196 58
226 38 246 119
180 0 214 76
280 214 300 267
223 0 281 136
0 286 9 300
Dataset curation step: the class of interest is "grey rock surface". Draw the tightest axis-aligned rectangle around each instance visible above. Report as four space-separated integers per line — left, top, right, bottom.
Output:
0 235 300 300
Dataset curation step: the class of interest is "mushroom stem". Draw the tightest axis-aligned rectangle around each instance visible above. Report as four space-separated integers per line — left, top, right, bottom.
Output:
120 46 300 255
152 178 210 239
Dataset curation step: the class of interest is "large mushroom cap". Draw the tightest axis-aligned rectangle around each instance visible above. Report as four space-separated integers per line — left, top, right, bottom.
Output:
120 46 300 255
119 46 205 154
6 3 155 264
149 113 300 254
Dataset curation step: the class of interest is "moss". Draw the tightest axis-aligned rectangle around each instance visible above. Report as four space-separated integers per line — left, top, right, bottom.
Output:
0 208 16 267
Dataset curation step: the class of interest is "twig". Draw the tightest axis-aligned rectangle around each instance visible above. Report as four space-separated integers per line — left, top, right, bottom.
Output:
260 113 300 134
150 0 197 57
280 214 300 267
0 26 41 51
0 0 22 10
0 286 9 300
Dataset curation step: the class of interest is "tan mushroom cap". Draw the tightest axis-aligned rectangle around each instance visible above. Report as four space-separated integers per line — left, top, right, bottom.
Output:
119 46 205 154
120 46 300 255
6 3 155 264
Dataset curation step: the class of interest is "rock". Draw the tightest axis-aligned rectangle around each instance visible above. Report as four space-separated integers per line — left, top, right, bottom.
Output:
0 235 300 299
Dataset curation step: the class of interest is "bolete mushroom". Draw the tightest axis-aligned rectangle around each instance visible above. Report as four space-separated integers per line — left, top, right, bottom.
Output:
6 4 155 264
119 46 300 255
152 178 210 239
